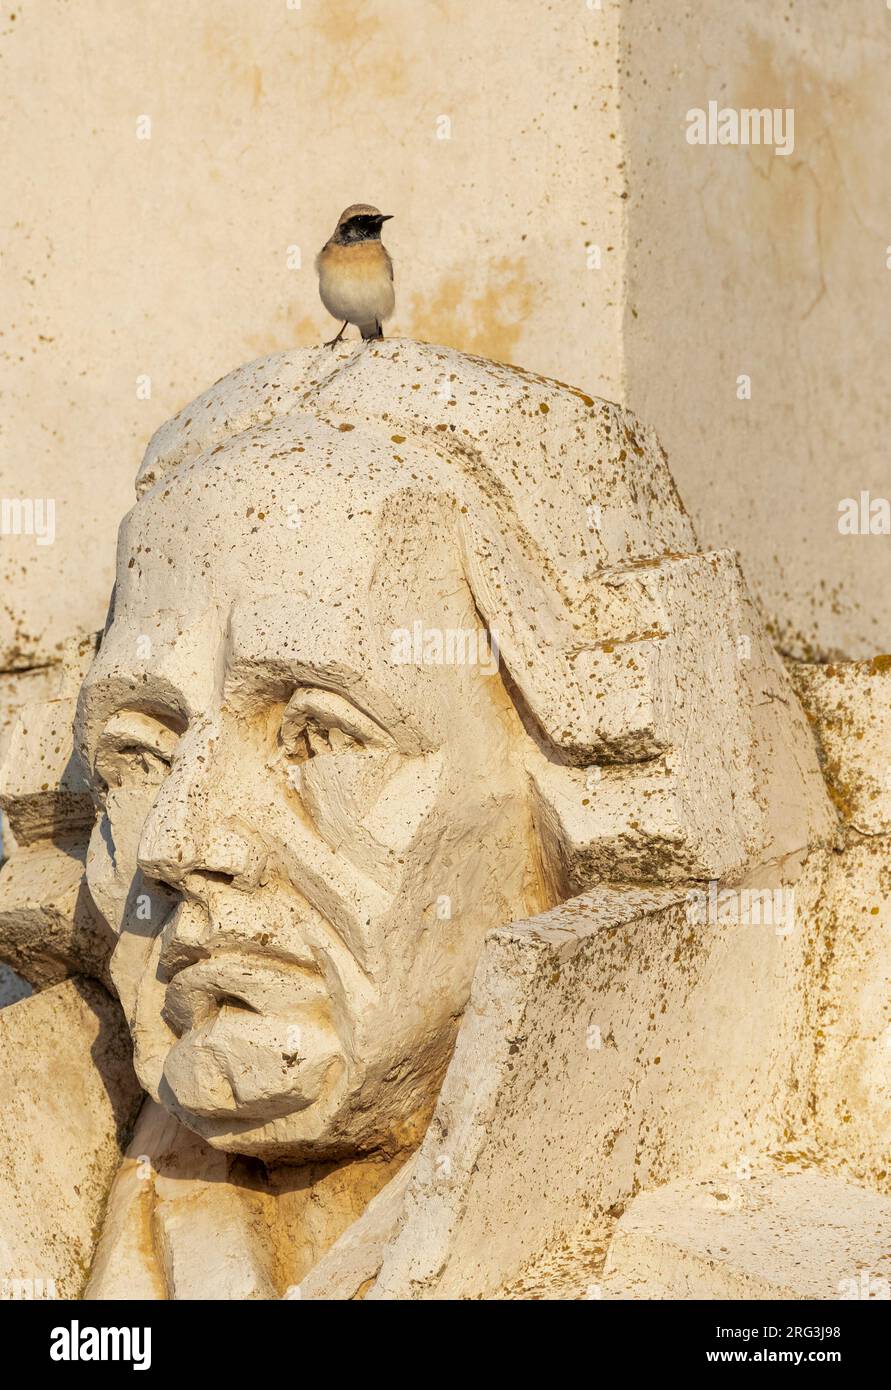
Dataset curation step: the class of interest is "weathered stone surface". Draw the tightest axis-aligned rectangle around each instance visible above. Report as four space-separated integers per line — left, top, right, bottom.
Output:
364 832 891 1298
67 341 833 1175
796 841 891 1187
790 657 891 835
87 1099 273 1301
0 670 60 773
0 840 114 988
84 1101 175 1302
601 1168 891 1301
293 1153 418 1301
87 1098 406 1300
0 978 142 1299
530 550 835 889
369 880 818 1299
0 666 60 865
0 342 877 1299
0 634 108 989
0 697 92 846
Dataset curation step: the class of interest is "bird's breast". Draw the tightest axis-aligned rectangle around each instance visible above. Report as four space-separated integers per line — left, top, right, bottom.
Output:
317 242 395 326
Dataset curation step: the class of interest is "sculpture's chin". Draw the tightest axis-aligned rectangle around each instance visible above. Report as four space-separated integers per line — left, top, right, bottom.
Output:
159 1071 438 1164
144 1035 353 1160
128 933 356 1156
159 1009 345 1120
126 928 451 1161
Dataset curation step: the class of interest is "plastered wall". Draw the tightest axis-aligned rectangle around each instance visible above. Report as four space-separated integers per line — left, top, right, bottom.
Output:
0 0 623 670
621 0 889 659
1 0 886 679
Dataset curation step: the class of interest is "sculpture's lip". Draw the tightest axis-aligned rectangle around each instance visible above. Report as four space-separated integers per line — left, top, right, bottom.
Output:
157 958 343 1124
158 898 320 983
161 949 328 1037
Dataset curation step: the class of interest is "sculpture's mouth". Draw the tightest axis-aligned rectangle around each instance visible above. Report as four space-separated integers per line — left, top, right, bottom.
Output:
153 950 344 1122
162 950 327 1033
126 899 347 1124
156 898 321 979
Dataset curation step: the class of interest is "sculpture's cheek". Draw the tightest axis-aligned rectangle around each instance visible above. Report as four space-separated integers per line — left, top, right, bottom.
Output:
297 748 445 883
86 789 153 934
86 790 179 1025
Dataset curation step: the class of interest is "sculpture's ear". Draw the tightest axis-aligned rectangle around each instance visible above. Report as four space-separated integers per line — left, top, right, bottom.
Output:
459 512 835 890
458 508 669 767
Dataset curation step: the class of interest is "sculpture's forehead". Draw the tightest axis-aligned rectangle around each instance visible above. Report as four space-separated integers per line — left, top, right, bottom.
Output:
105 461 389 682
80 433 468 746
119 433 419 611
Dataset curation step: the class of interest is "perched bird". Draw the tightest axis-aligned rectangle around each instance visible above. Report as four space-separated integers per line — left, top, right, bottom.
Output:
316 204 395 347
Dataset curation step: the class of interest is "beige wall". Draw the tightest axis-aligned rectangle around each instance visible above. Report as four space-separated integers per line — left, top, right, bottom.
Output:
0 0 623 670
1 0 887 676
621 0 889 659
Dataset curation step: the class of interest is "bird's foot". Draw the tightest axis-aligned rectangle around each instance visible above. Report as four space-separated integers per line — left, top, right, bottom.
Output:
324 322 349 348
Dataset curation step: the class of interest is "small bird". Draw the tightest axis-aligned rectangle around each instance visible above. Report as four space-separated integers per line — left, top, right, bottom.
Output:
316 204 395 347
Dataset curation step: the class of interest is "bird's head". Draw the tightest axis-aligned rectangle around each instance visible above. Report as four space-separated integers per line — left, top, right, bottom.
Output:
332 204 393 245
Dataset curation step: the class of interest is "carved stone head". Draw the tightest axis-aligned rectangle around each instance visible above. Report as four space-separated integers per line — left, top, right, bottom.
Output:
75 341 823 1160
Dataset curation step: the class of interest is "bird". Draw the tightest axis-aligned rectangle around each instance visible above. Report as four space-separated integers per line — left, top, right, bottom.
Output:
316 204 395 347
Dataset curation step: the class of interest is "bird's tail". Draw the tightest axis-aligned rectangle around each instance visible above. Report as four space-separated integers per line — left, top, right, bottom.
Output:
360 321 384 341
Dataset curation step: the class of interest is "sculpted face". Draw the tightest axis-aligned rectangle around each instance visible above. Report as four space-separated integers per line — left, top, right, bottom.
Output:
77 428 545 1159
69 337 825 1181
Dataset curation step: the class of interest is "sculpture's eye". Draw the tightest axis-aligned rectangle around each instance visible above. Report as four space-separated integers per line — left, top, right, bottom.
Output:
274 687 396 827
277 687 388 764
93 712 181 793
105 743 171 785
281 720 360 763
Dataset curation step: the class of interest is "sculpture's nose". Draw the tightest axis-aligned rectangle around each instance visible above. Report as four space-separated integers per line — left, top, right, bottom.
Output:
137 717 266 895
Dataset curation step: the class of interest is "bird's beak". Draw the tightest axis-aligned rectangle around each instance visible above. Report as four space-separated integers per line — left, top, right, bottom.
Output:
379 214 394 222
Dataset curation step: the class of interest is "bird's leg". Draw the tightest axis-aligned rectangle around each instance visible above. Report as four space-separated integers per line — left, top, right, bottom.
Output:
324 321 349 348
359 321 384 344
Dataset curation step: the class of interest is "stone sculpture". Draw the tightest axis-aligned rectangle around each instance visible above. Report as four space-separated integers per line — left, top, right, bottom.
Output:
0 341 887 1300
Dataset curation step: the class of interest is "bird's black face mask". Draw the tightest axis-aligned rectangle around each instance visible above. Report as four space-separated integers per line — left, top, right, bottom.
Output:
339 215 387 244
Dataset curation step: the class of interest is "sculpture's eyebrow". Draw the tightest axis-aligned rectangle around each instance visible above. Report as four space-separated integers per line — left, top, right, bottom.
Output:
94 708 183 749
223 598 432 755
77 670 192 768
282 684 396 741
222 656 428 756
76 601 222 769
